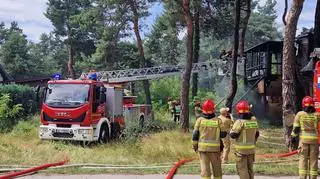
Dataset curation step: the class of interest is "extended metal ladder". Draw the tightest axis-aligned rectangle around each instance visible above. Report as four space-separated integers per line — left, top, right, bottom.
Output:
81 60 223 83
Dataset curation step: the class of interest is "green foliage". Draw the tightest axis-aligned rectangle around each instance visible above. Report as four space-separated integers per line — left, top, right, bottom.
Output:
191 90 216 104
123 112 177 141
0 84 38 115
145 2 182 66
10 115 39 135
150 77 181 110
0 22 64 79
0 94 23 133
0 24 34 79
29 33 68 76
246 0 282 48
45 0 96 78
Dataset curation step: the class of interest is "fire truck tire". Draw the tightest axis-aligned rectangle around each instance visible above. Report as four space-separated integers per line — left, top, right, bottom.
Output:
98 123 110 143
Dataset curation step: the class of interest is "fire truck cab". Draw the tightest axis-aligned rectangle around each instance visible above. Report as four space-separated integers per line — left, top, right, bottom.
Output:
39 75 151 143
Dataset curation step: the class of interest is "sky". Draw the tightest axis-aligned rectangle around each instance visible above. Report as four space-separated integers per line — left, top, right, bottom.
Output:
0 0 316 42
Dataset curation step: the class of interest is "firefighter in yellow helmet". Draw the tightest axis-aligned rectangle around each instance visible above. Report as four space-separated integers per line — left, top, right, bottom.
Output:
219 107 234 164
230 100 259 179
192 99 227 179
291 96 319 179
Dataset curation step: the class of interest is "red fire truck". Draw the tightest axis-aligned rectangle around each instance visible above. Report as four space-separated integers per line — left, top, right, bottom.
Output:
39 61 217 143
39 78 152 143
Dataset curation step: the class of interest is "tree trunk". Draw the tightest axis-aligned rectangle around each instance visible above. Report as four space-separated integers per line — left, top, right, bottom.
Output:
314 0 320 48
180 0 193 132
192 0 200 99
238 0 251 57
282 0 304 120
67 28 75 79
225 0 241 110
129 0 152 105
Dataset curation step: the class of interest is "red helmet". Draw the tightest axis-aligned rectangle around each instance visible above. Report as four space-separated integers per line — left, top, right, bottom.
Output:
236 100 250 114
202 99 215 114
302 96 314 108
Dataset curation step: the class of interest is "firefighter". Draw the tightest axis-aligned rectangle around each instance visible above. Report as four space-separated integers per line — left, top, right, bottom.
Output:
219 107 234 164
174 100 181 122
291 96 319 179
192 99 227 179
230 100 259 179
167 97 174 119
194 100 202 119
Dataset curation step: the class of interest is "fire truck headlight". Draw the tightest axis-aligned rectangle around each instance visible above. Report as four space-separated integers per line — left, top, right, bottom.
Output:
78 129 92 135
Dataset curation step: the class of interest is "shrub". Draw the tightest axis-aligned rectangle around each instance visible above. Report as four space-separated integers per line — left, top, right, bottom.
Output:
11 115 39 135
135 77 181 111
123 112 177 141
0 94 23 133
0 84 38 115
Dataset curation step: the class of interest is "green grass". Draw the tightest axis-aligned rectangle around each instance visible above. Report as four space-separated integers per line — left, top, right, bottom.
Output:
0 115 300 176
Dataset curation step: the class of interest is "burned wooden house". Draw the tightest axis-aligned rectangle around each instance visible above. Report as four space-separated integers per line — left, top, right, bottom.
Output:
240 30 315 120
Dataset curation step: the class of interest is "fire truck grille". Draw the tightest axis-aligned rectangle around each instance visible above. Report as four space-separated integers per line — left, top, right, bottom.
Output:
43 112 86 123
52 132 74 138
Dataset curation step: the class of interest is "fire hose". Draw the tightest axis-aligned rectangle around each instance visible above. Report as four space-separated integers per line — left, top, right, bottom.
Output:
165 150 299 179
0 158 69 179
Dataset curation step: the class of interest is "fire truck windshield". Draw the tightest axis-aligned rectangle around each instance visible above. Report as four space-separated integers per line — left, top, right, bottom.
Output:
45 84 90 108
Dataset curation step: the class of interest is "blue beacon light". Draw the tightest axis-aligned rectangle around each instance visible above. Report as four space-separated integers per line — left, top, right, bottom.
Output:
52 73 62 80
88 72 97 81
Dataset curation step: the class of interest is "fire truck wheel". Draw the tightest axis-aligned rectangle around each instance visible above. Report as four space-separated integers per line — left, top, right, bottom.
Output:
99 123 110 143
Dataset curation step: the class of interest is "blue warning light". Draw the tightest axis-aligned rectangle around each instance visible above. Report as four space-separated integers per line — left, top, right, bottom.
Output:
52 73 62 80
89 73 97 81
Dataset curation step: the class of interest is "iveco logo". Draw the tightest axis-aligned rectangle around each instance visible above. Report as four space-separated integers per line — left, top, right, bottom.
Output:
55 112 71 117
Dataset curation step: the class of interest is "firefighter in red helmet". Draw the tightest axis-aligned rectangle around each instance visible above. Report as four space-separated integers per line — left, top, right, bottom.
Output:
230 100 259 179
192 99 227 179
291 96 319 179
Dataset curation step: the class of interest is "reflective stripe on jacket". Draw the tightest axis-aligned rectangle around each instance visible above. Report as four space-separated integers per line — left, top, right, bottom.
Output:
292 111 319 144
231 118 258 155
193 117 223 152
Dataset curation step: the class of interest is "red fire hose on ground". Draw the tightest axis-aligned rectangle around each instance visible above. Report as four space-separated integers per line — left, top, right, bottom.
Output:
166 150 299 179
0 158 69 179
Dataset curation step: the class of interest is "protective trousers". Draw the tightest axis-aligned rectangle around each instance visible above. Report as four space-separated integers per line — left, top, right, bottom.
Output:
199 152 222 179
221 135 231 163
298 143 319 179
235 153 255 179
